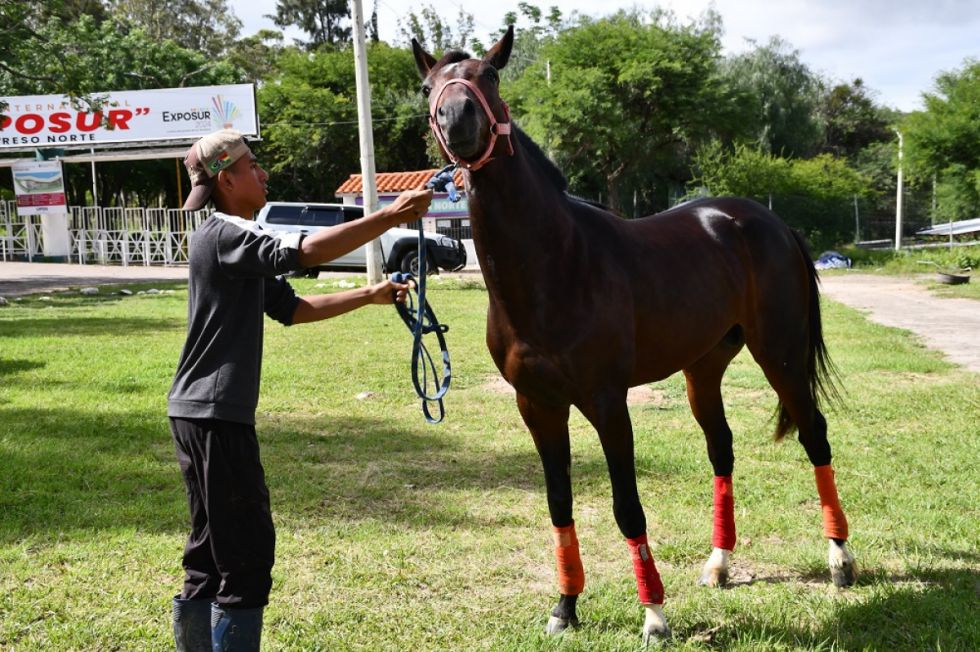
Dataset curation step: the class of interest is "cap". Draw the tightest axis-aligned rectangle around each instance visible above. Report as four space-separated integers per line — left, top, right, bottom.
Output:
182 129 250 211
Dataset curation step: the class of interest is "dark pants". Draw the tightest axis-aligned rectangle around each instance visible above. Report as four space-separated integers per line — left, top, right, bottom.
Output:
170 417 275 609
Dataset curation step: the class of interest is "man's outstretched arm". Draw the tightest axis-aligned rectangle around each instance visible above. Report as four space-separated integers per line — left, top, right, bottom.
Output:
297 189 432 269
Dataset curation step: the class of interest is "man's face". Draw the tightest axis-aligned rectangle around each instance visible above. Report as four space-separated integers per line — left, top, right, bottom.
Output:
218 148 269 214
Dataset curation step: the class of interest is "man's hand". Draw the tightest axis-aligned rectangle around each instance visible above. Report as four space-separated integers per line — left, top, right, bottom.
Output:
382 189 433 224
369 278 412 305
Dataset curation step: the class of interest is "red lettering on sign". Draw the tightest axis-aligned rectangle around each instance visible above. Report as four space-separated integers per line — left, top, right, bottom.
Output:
16 114 45 135
49 112 72 133
107 109 133 130
0 115 10 130
76 112 102 132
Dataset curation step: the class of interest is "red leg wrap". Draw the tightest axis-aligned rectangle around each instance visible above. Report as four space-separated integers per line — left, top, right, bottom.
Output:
712 475 737 551
814 464 849 540
626 534 664 605
553 522 585 595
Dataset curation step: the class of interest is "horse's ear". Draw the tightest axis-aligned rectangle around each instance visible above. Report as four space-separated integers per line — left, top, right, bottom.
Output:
484 25 514 70
412 38 437 79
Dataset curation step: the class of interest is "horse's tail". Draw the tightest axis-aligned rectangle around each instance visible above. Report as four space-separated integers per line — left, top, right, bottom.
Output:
774 230 843 440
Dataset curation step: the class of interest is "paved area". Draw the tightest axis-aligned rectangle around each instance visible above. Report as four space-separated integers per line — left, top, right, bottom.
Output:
819 272 979 373
0 262 189 296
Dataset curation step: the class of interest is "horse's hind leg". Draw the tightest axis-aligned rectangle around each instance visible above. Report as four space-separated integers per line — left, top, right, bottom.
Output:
515 395 583 634
683 330 743 588
750 347 857 587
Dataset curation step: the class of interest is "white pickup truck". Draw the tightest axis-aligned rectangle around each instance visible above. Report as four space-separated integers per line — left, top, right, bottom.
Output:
255 202 466 277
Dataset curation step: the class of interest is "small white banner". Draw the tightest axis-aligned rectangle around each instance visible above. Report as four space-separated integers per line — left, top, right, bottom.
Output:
0 84 258 150
12 160 67 216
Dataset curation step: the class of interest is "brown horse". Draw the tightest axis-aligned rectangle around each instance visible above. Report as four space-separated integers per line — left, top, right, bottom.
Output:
413 27 855 643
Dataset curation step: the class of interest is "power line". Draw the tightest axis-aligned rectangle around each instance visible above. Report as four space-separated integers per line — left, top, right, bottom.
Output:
262 112 428 127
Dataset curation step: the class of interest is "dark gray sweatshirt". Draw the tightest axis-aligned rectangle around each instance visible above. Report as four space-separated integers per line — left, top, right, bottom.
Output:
168 212 303 425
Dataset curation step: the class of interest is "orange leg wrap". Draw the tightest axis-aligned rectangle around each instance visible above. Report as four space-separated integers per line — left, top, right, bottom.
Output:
814 464 849 540
553 522 585 595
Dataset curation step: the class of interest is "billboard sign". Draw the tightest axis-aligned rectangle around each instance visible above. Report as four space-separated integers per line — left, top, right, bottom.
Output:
12 160 68 216
0 84 258 150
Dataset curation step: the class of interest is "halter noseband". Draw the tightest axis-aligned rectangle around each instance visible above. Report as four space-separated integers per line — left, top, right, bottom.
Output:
428 77 514 171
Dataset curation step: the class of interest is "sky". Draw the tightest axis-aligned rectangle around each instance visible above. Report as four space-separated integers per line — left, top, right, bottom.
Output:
229 0 980 112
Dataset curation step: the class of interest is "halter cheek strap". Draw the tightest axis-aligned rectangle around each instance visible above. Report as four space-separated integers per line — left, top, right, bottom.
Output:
429 77 514 171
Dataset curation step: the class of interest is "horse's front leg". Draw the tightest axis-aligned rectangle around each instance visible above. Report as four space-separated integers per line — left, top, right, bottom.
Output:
516 394 582 635
582 391 670 644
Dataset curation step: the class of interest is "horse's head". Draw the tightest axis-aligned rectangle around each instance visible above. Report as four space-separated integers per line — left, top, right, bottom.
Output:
412 26 515 170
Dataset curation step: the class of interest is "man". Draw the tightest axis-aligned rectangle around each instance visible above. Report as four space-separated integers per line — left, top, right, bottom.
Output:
167 129 432 651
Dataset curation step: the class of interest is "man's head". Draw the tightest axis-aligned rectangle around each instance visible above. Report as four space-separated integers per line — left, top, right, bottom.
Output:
182 129 268 217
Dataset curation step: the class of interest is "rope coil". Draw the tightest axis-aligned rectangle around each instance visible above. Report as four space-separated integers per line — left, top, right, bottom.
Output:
390 164 461 423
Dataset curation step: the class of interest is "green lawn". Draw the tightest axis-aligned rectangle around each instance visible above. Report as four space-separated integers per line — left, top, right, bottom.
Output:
1 276 977 650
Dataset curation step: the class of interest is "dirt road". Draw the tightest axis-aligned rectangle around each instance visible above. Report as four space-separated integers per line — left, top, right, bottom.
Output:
819 272 979 373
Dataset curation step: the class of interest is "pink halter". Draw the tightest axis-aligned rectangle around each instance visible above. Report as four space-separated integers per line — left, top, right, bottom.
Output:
428 77 514 171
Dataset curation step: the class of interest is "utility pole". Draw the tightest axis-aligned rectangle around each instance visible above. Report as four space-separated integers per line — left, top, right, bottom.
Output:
352 0 384 283
894 129 904 251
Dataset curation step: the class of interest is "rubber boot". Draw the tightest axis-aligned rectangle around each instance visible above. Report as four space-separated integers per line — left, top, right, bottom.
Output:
172 595 212 652
211 603 263 652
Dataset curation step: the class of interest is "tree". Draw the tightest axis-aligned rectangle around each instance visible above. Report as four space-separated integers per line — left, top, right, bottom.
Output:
267 0 351 49
694 142 871 248
224 29 288 82
1 1 110 106
396 4 479 54
0 11 246 207
902 59 980 222
256 42 430 202
721 37 824 158
819 79 893 160
111 0 242 57
511 9 742 213
497 3 567 82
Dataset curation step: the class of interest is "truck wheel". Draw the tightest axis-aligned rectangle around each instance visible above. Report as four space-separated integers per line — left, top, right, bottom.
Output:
399 250 434 276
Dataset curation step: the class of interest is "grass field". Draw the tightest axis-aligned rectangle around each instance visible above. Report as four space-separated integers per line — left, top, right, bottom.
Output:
0 276 977 650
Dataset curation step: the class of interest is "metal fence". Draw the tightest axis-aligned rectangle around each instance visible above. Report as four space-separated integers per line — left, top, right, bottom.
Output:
0 200 42 262
1 200 209 265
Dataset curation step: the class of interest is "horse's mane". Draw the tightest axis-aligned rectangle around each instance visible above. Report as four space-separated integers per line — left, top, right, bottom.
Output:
436 50 471 68
511 127 622 215
513 127 567 193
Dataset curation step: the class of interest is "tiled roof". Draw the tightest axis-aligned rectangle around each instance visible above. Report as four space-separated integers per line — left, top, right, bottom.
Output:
335 169 465 195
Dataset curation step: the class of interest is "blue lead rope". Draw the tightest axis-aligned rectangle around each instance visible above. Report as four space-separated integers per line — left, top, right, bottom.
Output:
390 164 461 424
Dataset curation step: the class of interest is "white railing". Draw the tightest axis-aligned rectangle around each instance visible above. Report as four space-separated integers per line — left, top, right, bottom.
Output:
1 200 42 262
0 200 210 266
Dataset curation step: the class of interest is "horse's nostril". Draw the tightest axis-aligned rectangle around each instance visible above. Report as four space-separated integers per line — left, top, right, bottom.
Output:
463 98 475 114
438 106 445 117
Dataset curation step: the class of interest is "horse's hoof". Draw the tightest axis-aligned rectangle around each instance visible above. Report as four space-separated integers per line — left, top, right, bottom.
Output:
698 547 730 588
641 604 671 646
545 615 578 635
698 567 729 588
828 540 857 588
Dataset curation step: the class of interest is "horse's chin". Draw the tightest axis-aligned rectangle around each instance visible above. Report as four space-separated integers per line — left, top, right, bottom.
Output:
446 138 483 161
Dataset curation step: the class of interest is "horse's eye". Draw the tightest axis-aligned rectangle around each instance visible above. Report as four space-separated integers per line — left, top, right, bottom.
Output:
485 68 499 84
421 85 431 97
